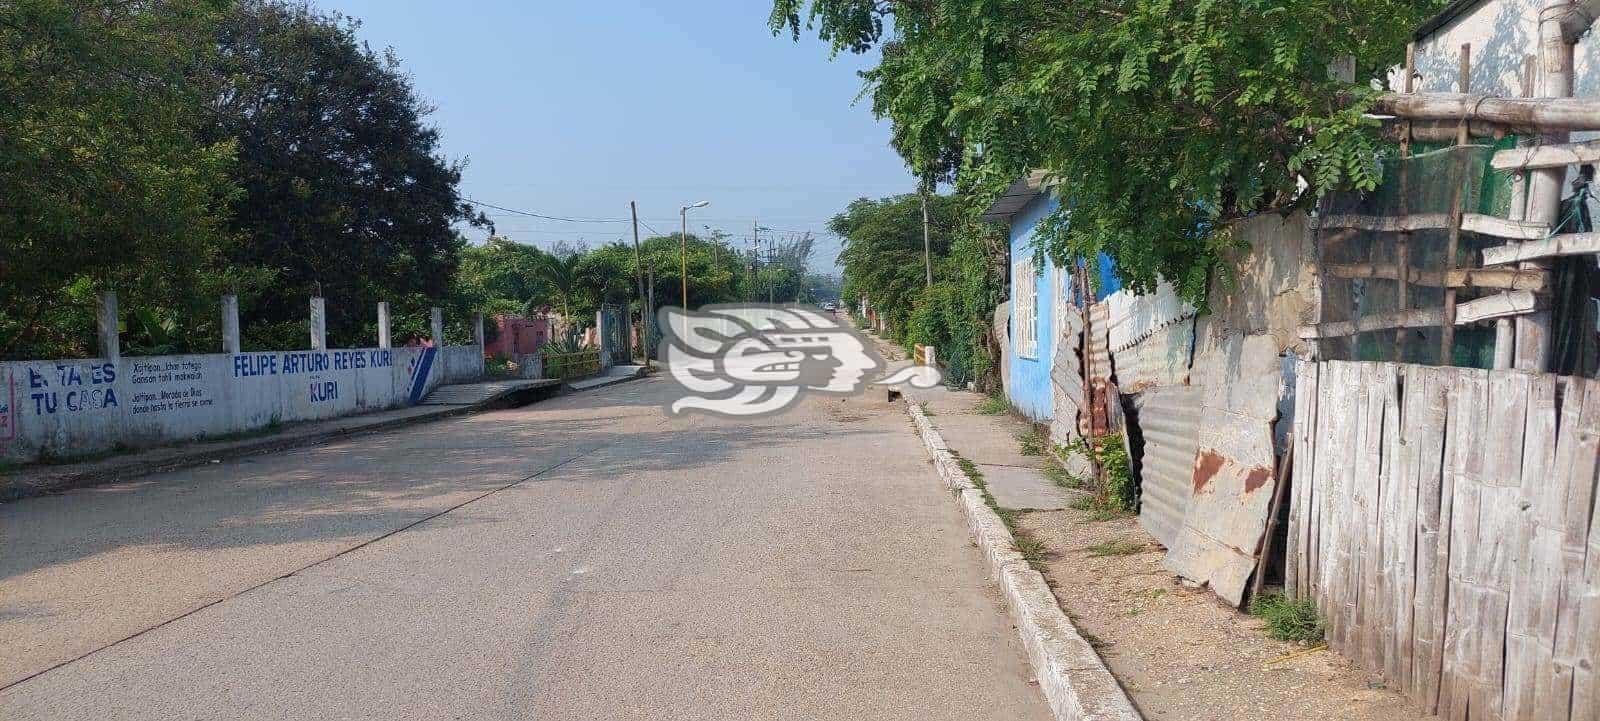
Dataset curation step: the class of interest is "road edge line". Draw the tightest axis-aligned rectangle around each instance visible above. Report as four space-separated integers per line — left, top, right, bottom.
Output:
906 402 1143 721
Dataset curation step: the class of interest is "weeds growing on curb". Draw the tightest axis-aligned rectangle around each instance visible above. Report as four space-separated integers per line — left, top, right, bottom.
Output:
917 401 936 416
1085 538 1146 557
953 451 1048 571
974 395 1009 415
1250 593 1326 645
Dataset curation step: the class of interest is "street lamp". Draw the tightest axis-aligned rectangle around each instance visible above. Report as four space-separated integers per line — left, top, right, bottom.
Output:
679 200 710 308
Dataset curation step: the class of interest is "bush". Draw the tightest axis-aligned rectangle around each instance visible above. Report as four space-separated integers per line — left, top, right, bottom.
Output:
1250 593 1326 645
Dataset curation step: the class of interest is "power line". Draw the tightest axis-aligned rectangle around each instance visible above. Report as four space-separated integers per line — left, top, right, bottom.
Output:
464 198 631 223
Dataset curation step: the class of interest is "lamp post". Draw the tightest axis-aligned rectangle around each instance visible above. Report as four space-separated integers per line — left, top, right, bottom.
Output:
679 200 710 308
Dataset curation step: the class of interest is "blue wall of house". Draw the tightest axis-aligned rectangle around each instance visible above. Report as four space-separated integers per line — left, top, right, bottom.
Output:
1004 192 1122 422
1007 194 1059 422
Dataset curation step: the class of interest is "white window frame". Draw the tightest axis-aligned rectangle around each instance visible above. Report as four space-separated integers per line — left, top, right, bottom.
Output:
1014 257 1039 359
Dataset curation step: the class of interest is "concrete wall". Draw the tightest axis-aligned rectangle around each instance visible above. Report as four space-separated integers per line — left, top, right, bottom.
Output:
1404 0 1600 98
0 344 479 464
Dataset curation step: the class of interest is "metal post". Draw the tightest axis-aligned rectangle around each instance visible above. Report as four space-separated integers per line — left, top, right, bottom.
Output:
631 201 649 369
377 302 392 349
221 295 241 354
96 291 119 362
309 296 327 351
680 208 689 309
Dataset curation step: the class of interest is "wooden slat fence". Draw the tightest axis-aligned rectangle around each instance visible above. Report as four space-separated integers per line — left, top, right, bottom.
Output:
1288 360 1600 721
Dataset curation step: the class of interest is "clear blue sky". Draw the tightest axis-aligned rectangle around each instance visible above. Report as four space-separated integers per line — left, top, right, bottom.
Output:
320 0 916 274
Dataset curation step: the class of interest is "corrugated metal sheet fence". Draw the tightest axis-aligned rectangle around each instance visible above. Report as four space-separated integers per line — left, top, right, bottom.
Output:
1131 385 1203 548
1288 359 1600 721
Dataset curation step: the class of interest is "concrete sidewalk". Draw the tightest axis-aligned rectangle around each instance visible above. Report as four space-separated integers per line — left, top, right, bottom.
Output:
906 383 1079 511
0 378 559 503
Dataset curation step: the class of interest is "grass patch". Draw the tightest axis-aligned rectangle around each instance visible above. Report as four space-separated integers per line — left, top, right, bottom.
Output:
1017 428 1047 456
1042 458 1085 490
917 401 935 416
1250 593 1327 645
1069 494 1132 522
974 395 1009 415
1014 536 1051 566
1085 538 1147 557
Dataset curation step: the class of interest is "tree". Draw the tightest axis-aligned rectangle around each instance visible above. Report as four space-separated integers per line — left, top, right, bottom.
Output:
0 0 243 359
209 0 487 350
773 0 1444 302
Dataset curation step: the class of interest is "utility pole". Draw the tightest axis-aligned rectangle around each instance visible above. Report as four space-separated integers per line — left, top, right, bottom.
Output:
921 182 933 287
752 219 760 303
630 201 648 369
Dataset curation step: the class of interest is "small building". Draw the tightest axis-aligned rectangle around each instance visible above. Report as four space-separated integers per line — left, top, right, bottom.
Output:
483 314 549 359
980 171 1120 422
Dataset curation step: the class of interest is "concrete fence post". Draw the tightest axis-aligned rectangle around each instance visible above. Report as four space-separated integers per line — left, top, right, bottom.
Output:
430 307 444 348
596 309 613 371
309 296 327 350
96 291 120 362
473 313 485 352
377 301 392 349
221 295 241 354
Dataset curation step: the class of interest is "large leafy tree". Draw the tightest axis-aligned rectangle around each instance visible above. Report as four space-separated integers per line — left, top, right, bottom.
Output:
210 0 487 349
773 0 1443 301
0 0 242 359
830 193 959 335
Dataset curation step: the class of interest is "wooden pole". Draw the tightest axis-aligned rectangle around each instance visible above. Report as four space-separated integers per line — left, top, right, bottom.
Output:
1395 42 1417 361
1439 44 1471 365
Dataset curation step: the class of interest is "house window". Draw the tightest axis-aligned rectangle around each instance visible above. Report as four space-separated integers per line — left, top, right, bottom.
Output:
1015 257 1039 359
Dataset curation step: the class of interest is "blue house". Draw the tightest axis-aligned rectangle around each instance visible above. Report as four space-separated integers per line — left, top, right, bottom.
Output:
981 171 1119 421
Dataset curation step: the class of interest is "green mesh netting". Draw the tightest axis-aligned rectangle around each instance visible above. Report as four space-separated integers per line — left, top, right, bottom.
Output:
1316 141 1520 368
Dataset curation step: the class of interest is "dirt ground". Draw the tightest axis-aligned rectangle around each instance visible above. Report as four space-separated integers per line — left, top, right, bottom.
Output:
1017 507 1436 721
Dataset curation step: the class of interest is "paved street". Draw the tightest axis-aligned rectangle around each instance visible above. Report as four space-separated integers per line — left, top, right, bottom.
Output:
0 375 1049 720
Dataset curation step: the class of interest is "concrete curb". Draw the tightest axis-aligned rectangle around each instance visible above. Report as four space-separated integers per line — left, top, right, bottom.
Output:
907 404 1142 721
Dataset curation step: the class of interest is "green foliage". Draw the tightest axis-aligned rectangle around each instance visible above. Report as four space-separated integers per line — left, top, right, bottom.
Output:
1250 593 1327 645
1064 433 1137 513
831 191 1006 387
0 0 245 359
774 0 1446 305
210 0 488 348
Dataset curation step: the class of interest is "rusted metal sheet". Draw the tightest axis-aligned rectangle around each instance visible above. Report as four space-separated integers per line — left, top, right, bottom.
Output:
1086 302 1112 436
1133 385 1203 548
1163 332 1285 607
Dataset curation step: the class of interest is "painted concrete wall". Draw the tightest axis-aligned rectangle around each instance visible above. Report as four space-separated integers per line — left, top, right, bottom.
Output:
1404 0 1600 98
1007 193 1062 422
0 344 480 464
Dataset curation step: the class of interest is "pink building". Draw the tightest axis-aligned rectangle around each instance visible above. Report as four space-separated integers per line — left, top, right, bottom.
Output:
484 314 549 358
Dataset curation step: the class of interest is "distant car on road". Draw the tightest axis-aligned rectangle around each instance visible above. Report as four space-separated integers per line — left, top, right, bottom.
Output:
821 302 837 311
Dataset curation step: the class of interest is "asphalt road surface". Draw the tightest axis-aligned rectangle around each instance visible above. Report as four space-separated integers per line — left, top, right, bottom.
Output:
0 373 1049 720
